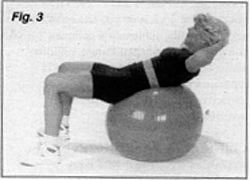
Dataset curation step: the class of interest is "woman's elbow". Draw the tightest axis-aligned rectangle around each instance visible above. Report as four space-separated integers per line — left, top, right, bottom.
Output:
185 61 200 73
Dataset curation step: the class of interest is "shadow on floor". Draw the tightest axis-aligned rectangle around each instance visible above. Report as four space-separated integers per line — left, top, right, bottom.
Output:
175 135 240 162
64 135 240 162
64 142 118 155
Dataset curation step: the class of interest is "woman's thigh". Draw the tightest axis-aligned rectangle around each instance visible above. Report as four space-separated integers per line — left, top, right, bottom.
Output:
45 72 93 98
58 62 94 73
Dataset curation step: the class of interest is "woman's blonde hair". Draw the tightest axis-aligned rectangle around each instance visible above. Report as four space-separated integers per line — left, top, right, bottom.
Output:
194 13 230 45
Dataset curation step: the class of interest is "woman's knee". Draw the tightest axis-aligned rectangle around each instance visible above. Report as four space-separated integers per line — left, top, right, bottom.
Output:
44 73 61 91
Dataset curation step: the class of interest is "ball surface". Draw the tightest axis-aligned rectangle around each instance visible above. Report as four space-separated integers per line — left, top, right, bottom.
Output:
106 86 203 162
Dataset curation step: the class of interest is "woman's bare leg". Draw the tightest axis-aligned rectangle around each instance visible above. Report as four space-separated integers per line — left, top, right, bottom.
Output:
20 64 95 166
58 62 94 117
44 71 93 136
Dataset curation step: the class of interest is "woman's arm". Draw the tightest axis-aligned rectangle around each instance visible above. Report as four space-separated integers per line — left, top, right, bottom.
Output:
185 39 228 73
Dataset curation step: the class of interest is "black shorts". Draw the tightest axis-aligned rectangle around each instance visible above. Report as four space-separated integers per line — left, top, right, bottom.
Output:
91 62 150 104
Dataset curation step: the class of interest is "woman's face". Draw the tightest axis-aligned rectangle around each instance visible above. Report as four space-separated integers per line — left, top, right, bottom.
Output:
183 26 210 52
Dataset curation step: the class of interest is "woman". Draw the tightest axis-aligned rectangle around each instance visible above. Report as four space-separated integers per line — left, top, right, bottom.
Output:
21 13 230 166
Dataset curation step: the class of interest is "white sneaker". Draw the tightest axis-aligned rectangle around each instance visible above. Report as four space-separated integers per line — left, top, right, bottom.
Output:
20 133 62 167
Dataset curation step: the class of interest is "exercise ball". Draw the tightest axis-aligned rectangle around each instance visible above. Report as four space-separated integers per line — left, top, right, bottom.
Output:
106 86 203 162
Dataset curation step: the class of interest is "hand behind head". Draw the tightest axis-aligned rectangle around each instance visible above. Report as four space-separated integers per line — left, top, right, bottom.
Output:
183 13 230 53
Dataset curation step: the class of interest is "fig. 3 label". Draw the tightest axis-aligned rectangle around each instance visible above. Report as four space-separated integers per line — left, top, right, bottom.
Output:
11 11 44 24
